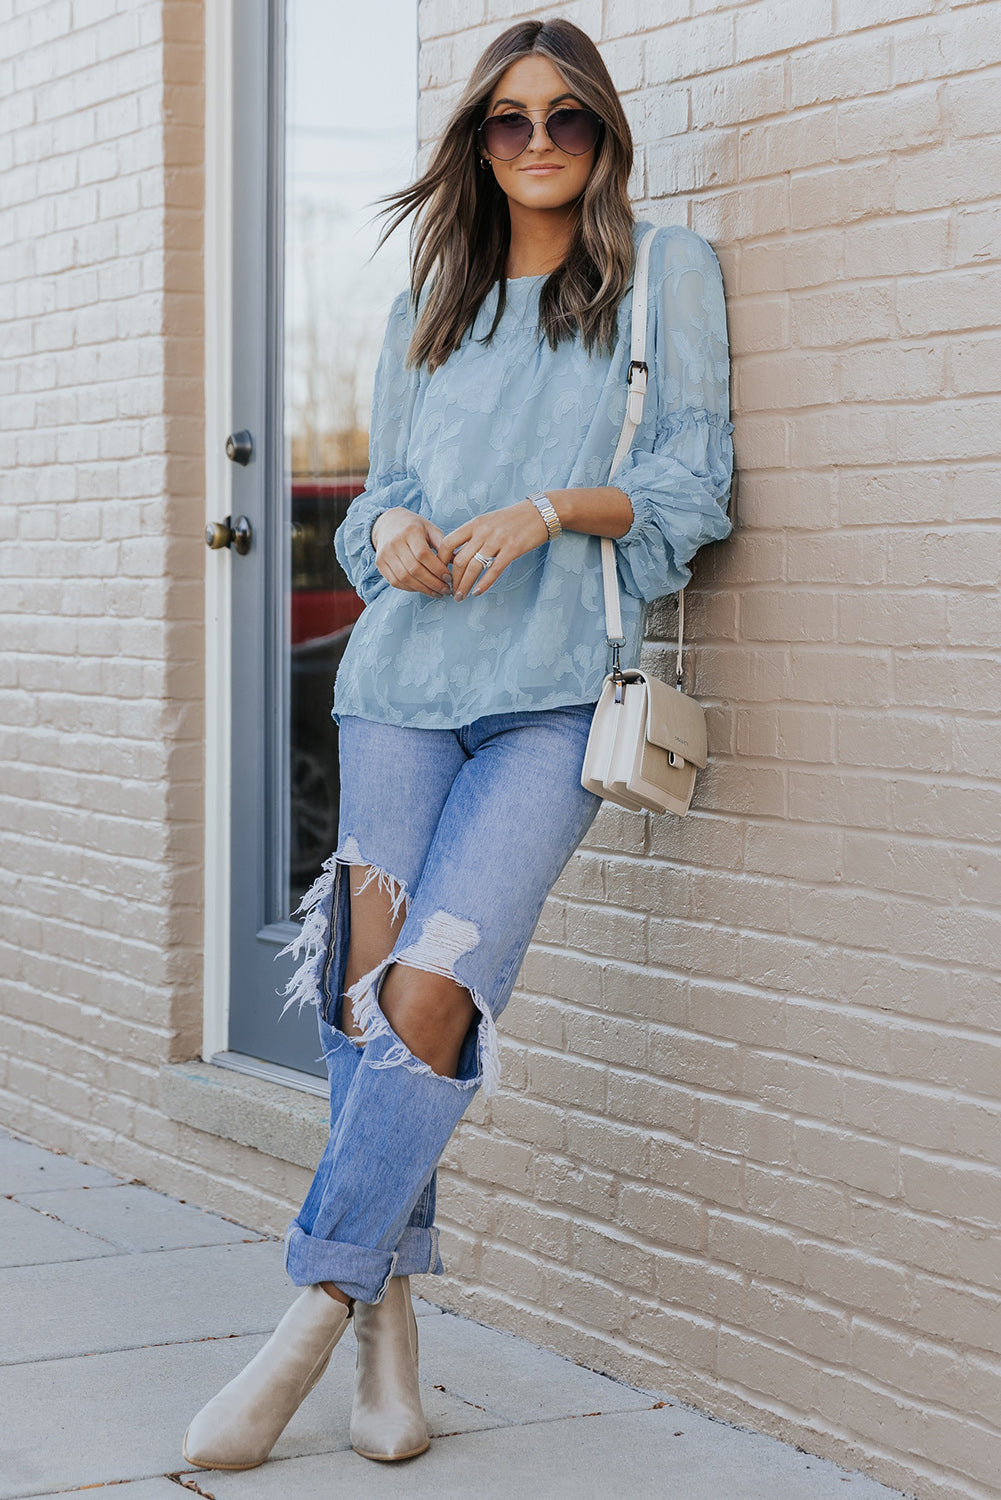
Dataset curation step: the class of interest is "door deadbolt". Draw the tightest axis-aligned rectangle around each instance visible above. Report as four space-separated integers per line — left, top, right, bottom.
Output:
225 430 254 465
205 515 253 555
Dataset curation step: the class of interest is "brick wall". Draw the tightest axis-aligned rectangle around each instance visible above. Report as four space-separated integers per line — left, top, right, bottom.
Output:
422 5 1001 1499
0 1 217 1193
0 0 327 1233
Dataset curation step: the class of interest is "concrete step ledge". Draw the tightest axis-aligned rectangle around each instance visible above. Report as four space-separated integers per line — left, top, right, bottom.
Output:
159 1060 328 1170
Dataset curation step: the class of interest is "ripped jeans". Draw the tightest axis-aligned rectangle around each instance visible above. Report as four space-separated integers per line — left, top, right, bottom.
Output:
279 705 601 1303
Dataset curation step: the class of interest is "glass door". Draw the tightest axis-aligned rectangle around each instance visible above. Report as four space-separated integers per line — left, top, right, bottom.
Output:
222 0 417 1080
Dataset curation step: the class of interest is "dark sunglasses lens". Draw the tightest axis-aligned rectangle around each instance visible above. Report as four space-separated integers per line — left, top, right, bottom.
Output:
546 108 601 155
481 113 532 159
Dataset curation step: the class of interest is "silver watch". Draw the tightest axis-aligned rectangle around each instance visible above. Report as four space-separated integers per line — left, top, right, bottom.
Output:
527 491 562 540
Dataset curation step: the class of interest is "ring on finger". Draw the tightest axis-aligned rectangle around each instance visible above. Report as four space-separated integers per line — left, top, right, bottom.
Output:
474 551 495 570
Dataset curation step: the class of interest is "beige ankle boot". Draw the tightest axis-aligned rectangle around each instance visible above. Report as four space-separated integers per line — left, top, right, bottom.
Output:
183 1285 352 1470
350 1275 430 1461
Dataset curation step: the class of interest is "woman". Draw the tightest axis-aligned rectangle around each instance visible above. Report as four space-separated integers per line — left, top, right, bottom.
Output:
183 15 732 1471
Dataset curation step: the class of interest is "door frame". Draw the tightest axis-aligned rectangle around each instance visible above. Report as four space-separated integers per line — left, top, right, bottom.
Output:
201 0 419 1077
202 0 235 1059
201 0 338 1084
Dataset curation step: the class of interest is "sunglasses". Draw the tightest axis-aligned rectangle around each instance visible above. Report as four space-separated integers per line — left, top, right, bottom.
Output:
477 107 603 161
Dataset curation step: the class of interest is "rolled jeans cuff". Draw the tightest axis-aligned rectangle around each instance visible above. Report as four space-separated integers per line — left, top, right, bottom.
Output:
283 1221 442 1302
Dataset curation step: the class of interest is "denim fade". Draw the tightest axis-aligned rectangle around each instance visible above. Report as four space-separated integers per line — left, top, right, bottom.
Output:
279 705 601 1303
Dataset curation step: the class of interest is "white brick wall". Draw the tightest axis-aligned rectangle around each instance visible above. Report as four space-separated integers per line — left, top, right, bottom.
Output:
0 0 209 1180
420 5 1001 1498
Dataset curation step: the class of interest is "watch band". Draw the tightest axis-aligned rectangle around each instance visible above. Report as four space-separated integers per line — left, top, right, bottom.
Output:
527 491 562 540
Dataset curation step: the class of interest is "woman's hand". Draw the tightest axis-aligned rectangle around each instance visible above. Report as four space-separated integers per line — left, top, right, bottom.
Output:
438 500 549 600
372 508 451 597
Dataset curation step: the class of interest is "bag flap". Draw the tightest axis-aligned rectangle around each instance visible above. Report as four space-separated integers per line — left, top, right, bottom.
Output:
625 670 708 768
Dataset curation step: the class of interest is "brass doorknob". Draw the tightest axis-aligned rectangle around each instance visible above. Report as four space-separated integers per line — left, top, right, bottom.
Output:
205 515 252 555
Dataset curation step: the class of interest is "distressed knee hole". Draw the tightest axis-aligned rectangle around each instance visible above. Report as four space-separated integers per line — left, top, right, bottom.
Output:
276 840 409 1021
345 909 501 1096
339 836 409 922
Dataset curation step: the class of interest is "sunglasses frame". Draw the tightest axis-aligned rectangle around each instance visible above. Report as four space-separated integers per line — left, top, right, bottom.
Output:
476 106 603 162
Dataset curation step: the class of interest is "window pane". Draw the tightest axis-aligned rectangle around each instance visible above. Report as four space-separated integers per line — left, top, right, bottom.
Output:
283 0 417 911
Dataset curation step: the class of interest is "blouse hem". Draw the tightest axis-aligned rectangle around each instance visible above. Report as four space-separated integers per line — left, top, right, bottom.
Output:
332 690 603 733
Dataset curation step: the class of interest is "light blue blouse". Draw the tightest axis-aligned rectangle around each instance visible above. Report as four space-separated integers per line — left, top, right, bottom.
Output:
332 220 734 729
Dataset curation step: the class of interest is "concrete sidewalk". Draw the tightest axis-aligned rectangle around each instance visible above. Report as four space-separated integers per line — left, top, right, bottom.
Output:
0 1127 905 1500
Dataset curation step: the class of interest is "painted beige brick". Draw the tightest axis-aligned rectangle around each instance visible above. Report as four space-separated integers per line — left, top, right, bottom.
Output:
900 1149 1001 1230
605 1065 697 1137
706 1209 803 1287
616 1182 703 1251
480 1239 546 1304
495 1195 572 1262
563 1007 651 1067
455 1127 535 1193
651 1242 748 1324
743 1279 851 1365
794 1120 901 1198
488 1090 567 1151
628 1298 717 1368
531 1151 618 1220
544 1262 628 1335
564 1110 650 1178
716 1327 821 1412
838 82 942 156
909 1273 1001 1359
648 1135 744 1211
525 1048 608 1111
571 1221 658 1295
699 1096 793 1167
739 108 838 179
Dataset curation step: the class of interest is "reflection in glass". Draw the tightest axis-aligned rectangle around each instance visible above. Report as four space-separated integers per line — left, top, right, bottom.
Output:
283 0 417 910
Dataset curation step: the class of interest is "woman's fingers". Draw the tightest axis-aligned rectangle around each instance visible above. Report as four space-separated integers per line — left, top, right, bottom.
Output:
468 549 512 597
387 503 545 599
418 522 450 585
408 533 450 590
394 545 450 595
379 541 446 596
375 514 451 594
436 525 472 568
453 545 512 599
448 543 477 599
450 541 498 599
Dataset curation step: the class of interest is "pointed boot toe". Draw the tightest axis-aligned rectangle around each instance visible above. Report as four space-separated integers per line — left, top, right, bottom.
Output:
182 1285 351 1470
350 1274 430 1462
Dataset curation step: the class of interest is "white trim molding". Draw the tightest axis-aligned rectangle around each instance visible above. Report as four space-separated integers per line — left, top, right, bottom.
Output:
202 0 234 1059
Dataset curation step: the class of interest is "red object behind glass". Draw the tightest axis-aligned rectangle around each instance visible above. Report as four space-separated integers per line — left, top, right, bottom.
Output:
290 479 366 646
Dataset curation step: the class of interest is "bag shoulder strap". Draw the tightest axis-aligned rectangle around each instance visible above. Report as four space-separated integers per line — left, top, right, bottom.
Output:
602 226 687 687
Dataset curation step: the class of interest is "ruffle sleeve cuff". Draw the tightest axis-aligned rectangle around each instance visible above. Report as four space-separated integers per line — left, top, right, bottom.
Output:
613 408 734 601
334 474 425 605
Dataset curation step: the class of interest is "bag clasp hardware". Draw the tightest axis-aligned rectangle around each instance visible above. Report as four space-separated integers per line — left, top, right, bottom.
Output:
611 642 625 703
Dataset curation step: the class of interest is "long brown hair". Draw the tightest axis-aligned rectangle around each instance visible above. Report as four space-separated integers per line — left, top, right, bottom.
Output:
376 18 635 372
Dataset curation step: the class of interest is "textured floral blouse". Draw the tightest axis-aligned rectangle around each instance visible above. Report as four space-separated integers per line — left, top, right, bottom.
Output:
332 220 734 729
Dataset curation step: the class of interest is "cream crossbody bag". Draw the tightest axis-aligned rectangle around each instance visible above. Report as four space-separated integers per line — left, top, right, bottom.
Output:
580 226 709 817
